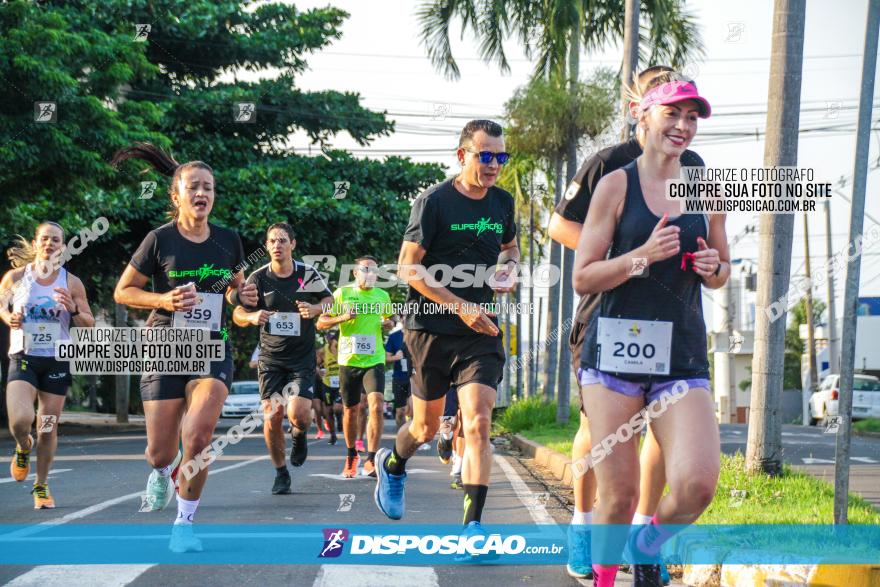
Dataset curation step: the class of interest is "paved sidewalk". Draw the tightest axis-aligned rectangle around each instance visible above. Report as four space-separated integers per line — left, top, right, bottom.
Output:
795 464 880 510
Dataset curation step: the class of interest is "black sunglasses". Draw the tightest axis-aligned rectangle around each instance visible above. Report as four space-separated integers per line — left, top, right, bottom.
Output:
466 149 510 165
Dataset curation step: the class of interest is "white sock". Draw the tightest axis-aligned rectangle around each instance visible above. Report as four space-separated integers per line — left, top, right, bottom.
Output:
572 510 592 525
452 454 463 475
632 512 653 525
175 495 200 525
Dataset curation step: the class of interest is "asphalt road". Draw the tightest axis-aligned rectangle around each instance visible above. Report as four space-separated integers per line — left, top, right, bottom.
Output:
0 418 636 587
719 423 880 465
2 419 877 586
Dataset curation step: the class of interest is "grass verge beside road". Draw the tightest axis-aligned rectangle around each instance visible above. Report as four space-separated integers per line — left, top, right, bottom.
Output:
853 418 880 434
497 399 880 524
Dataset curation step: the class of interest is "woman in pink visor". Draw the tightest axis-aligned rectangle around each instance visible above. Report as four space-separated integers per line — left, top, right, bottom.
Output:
573 73 729 587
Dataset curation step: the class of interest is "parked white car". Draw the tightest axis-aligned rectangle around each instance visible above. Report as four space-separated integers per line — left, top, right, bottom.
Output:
221 380 262 419
809 374 880 425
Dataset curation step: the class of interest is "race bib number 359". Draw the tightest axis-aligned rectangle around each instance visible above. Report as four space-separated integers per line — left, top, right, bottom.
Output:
597 318 672 375
172 292 223 331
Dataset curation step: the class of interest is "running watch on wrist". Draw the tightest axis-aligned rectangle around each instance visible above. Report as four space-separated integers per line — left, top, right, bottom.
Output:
70 305 80 318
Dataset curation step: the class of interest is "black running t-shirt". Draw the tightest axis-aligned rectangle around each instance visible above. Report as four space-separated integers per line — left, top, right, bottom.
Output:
243 261 332 369
129 222 244 332
403 178 517 336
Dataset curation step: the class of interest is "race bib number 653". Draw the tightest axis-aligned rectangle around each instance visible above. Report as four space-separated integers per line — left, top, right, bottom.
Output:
597 318 672 375
268 312 301 336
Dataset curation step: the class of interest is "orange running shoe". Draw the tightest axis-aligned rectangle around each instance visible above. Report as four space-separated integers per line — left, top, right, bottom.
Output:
32 483 55 509
342 454 359 478
10 435 32 482
362 459 376 477
316 427 325 440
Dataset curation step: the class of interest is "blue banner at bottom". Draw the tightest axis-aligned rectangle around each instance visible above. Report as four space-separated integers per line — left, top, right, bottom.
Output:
0 524 878 565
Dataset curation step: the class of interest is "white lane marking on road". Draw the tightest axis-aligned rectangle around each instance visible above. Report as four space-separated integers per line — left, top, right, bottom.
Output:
5 564 154 587
493 454 557 526
1 437 327 538
851 456 879 463
0 455 273 540
312 564 439 587
0 469 72 484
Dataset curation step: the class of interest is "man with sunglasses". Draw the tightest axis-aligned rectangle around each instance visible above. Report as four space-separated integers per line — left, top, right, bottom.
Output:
374 120 519 553
317 255 392 479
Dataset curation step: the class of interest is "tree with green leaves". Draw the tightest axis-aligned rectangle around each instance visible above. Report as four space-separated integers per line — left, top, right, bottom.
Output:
0 1 444 417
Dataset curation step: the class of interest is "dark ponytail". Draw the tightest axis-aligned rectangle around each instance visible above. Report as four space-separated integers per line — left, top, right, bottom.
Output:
111 142 213 219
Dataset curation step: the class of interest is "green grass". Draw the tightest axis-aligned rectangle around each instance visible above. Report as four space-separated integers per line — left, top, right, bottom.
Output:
494 397 580 454
853 418 880 434
500 399 880 524
702 453 880 524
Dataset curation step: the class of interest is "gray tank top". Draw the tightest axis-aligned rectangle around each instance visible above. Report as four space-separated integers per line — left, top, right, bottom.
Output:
582 160 709 381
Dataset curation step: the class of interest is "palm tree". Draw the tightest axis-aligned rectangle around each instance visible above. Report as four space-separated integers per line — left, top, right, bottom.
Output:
418 0 703 421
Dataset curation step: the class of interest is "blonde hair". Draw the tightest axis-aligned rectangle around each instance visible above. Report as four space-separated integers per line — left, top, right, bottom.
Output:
624 68 696 106
6 222 65 268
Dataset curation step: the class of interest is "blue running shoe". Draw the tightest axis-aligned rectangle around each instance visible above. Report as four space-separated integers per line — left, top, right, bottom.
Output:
373 447 406 520
565 524 592 579
454 521 500 563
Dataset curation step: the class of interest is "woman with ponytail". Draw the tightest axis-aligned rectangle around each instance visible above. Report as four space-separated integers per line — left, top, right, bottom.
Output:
1 223 95 509
112 143 257 552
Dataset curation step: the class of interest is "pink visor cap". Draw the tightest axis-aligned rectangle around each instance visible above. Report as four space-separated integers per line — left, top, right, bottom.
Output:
640 80 711 119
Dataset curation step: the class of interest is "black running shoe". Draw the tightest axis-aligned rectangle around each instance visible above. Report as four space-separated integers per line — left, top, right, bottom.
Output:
290 431 308 467
632 564 662 587
328 433 337 446
271 470 291 495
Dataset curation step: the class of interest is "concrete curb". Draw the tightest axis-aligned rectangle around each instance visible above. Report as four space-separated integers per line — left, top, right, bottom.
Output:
853 430 880 439
510 433 574 488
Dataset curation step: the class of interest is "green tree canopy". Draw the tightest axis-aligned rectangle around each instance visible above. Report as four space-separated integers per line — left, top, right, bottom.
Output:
0 0 444 383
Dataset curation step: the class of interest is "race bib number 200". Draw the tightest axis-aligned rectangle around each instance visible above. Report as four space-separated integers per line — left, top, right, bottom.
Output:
597 318 672 375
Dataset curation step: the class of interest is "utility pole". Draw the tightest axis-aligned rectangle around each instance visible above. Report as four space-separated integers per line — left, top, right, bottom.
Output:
824 200 839 375
527 172 535 399
535 296 543 396
556 23 580 424
802 214 818 426
834 0 880 525
746 0 806 476
620 0 640 141
114 303 129 423
715 277 737 424
543 156 562 401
